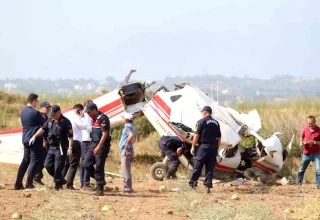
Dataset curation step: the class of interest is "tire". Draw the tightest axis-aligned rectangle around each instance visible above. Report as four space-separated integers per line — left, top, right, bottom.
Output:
150 162 168 181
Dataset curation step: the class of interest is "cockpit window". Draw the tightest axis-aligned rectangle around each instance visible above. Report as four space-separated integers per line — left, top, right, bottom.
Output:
170 95 182 103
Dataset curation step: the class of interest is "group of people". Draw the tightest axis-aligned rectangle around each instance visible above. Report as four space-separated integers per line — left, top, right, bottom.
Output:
14 93 136 196
12 93 320 196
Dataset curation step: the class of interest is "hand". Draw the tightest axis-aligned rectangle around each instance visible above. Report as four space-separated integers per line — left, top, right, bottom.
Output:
67 148 72 156
125 144 130 151
190 147 195 156
94 146 101 156
43 140 48 148
176 147 183 157
29 136 36 146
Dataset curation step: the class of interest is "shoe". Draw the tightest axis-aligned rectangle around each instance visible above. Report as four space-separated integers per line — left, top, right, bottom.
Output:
61 179 67 185
34 179 45 186
95 184 104 196
66 185 77 190
206 187 211 194
123 188 133 193
54 185 61 191
163 172 172 181
81 185 93 191
14 185 25 190
25 184 35 189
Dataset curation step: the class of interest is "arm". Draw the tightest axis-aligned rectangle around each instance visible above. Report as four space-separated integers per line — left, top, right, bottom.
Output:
299 129 305 146
216 122 221 149
191 134 200 148
33 128 45 139
86 115 92 133
94 116 110 155
75 117 87 130
67 120 74 149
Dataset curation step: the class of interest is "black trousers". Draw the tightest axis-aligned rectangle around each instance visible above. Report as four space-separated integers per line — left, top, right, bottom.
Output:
84 142 109 186
44 145 67 185
14 139 42 188
62 140 81 187
189 144 217 188
34 146 48 181
158 141 180 175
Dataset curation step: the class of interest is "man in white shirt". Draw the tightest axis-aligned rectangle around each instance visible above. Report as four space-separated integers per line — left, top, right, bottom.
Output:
80 100 93 188
62 104 87 189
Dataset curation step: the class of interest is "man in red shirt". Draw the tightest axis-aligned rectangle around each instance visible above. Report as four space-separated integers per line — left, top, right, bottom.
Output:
296 116 320 189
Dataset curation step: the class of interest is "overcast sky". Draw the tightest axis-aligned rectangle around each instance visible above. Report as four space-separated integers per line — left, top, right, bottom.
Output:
0 0 319 81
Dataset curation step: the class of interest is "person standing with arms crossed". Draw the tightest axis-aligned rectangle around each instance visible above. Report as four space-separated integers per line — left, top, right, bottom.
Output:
30 105 73 191
14 93 44 190
83 103 111 196
119 112 137 193
189 106 221 193
34 101 51 185
80 100 93 188
296 115 320 189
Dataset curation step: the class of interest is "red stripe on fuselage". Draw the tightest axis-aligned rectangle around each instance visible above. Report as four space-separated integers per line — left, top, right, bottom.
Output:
149 100 185 141
215 162 236 171
253 161 277 174
153 95 171 117
99 99 123 115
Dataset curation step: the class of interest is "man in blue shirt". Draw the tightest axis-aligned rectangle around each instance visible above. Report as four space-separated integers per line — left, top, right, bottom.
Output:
14 93 44 190
119 112 136 193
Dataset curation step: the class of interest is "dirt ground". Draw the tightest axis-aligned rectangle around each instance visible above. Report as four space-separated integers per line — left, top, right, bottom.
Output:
0 166 319 220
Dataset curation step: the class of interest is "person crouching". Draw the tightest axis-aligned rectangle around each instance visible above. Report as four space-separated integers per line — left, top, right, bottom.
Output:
119 113 136 193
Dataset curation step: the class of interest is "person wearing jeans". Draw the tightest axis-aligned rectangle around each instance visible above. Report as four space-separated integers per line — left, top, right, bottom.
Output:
119 112 136 193
296 115 320 189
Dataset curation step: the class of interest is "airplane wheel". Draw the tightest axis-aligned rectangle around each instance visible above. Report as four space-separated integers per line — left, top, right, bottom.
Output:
244 167 271 183
151 162 168 181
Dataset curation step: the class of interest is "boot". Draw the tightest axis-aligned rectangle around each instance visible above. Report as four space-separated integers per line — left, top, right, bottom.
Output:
163 172 172 181
95 184 104 196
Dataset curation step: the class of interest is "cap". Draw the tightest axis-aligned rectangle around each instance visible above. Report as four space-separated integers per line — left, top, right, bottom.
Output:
40 101 51 108
200 106 212 113
122 112 133 120
49 105 61 117
84 102 98 113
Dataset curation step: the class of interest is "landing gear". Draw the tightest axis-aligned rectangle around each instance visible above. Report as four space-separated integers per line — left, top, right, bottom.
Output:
150 162 168 181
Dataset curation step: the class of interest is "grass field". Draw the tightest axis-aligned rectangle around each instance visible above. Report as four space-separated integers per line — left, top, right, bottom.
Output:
0 91 319 219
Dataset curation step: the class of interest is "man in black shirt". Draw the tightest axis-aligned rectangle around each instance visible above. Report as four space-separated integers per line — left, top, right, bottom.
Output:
189 106 221 193
34 101 51 185
14 93 44 190
30 105 73 191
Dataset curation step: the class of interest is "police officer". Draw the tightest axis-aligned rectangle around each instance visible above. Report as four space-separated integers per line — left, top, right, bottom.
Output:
30 105 73 191
83 102 111 196
158 136 191 180
189 106 221 193
34 101 51 185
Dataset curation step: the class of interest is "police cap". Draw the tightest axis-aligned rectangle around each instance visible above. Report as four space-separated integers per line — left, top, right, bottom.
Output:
40 101 51 108
49 105 61 117
84 102 98 113
200 106 212 113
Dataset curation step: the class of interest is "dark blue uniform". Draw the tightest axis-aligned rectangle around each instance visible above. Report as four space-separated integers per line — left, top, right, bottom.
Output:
189 116 221 188
158 136 190 176
14 105 44 189
34 113 49 182
42 115 73 187
83 112 110 188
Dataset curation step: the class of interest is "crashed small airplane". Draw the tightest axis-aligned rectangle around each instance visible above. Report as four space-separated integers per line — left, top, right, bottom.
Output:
0 72 293 182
